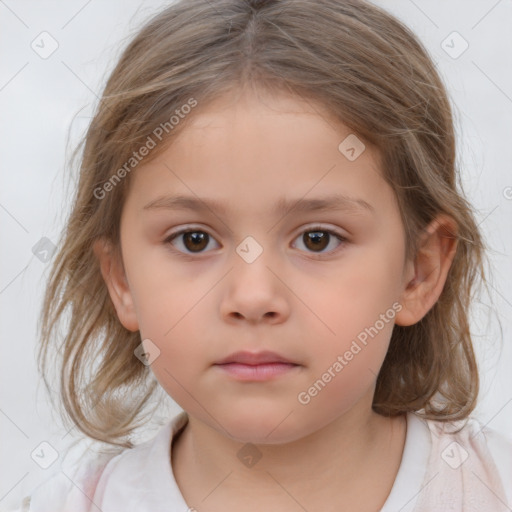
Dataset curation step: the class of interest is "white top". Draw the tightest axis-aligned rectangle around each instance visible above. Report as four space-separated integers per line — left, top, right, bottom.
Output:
6 411 512 512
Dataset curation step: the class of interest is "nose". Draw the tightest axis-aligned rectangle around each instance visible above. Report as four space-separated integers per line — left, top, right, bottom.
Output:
219 254 290 325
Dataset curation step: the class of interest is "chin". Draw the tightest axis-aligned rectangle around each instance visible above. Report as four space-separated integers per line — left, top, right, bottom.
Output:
216 408 312 446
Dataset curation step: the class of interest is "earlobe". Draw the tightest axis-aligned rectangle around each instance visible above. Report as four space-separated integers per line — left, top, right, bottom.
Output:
395 215 458 327
93 238 140 332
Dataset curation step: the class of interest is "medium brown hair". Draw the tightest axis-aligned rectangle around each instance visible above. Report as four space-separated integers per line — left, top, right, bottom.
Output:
39 0 489 448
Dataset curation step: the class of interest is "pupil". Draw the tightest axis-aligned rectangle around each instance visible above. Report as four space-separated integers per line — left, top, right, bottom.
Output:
184 232 208 252
305 231 328 251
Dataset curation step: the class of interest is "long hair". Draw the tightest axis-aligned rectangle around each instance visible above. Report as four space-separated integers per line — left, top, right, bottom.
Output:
39 0 488 448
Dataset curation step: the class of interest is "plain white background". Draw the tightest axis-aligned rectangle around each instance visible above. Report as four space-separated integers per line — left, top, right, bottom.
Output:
1 0 511 509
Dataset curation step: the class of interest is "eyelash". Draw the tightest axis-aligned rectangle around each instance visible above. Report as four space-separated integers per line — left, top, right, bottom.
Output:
163 225 348 258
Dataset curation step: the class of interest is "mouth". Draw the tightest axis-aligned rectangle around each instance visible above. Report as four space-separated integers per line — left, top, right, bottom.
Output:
213 351 301 381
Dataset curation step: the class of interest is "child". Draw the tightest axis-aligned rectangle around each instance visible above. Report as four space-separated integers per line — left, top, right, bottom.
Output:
9 0 512 510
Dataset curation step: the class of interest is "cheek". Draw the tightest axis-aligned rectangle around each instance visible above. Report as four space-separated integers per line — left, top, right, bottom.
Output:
127 251 200 336
305 254 403 341
299 247 402 381
306 308 395 384
150 340 199 404
126 266 206 381
142 312 210 410
296 318 395 423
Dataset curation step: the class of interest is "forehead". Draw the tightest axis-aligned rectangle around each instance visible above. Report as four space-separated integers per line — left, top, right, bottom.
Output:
173 89 365 155
125 89 391 219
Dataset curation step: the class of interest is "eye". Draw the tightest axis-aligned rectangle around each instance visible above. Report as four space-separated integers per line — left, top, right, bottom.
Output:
292 226 347 255
164 225 347 256
164 229 220 254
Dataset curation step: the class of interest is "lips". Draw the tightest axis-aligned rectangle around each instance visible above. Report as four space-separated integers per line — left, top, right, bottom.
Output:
214 350 299 366
213 351 301 381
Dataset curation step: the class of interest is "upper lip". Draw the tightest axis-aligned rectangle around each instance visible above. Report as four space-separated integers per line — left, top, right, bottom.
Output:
214 351 299 366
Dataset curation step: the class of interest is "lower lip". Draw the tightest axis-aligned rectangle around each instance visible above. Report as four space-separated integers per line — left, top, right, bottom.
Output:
214 362 300 381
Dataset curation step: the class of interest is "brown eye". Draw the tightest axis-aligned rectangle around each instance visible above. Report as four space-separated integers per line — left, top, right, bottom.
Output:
182 231 209 252
303 231 329 251
165 230 219 254
164 226 346 257
292 227 346 255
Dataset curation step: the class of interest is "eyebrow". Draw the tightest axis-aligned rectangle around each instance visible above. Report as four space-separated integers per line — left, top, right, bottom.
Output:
143 193 375 216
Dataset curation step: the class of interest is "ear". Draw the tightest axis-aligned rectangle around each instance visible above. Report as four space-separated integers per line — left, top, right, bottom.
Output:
395 214 458 327
93 237 139 332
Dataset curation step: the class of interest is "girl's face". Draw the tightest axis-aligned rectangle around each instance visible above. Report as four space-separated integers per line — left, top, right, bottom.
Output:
112 89 415 443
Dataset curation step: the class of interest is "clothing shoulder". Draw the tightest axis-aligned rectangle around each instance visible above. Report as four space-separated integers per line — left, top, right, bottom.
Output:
4 449 123 512
413 412 512 511
6 416 184 512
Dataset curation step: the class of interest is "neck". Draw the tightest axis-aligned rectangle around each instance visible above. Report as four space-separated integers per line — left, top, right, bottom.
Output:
171 399 407 512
